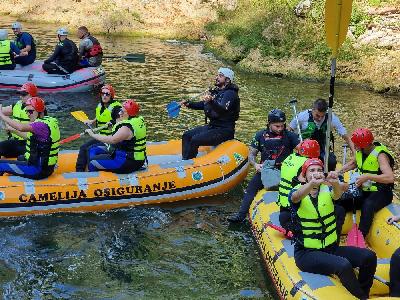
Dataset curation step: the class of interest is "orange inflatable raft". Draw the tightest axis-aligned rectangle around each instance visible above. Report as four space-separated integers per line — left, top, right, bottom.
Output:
0 139 249 217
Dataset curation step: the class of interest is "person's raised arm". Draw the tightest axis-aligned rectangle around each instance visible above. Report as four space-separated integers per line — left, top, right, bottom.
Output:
0 105 32 132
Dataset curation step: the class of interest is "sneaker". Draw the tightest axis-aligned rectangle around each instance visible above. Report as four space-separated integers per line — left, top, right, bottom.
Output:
227 213 245 223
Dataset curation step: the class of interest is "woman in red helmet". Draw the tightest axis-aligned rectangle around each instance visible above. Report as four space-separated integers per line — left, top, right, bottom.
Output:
85 99 146 174
75 84 121 172
338 128 395 237
0 82 38 158
290 158 377 299
0 97 60 179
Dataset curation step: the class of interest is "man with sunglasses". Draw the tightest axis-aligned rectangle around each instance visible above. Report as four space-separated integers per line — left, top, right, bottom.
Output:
0 82 38 159
0 97 60 179
75 84 122 172
11 22 36 66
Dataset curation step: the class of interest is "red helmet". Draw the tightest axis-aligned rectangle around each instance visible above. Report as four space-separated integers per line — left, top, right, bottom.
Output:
101 84 115 98
351 128 374 149
20 82 38 97
297 139 320 158
301 158 324 177
26 97 45 113
123 99 140 117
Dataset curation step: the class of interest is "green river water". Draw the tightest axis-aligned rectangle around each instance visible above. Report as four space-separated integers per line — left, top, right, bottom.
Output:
0 16 398 299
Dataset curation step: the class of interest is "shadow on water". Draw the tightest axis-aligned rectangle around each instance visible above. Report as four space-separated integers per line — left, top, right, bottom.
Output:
0 15 398 299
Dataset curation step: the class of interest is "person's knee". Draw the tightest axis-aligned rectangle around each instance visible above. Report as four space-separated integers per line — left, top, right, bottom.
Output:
335 258 353 276
362 249 377 266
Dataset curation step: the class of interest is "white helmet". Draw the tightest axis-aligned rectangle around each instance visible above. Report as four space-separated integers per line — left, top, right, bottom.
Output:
56 28 68 36
0 29 8 41
11 22 22 30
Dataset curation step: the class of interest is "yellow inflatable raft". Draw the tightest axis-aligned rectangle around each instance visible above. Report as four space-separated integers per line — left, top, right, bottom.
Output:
0 139 249 217
249 189 400 299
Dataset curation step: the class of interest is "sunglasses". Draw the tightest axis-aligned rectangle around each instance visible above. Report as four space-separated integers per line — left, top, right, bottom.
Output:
16 91 29 96
101 92 111 96
26 109 35 115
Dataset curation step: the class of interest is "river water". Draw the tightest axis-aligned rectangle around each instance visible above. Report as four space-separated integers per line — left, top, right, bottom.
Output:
0 16 399 299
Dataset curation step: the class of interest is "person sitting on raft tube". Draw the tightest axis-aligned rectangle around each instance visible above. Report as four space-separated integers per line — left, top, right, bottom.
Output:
180 67 240 160
289 158 377 299
288 98 355 171
84 99 146 174
338 128 395 238
75 84 121 172
0 97 60 179
0 82 38 158
227 109 299 223
11 22 36 66
0 29 25 70
77 26 103 68
387 214 400 297
42 28 79 75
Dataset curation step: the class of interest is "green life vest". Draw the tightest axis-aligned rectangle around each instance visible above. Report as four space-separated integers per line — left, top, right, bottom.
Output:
10 100 30 141
301 110 333 149
111 116 146 161
356 142 395 192
0 40 12 66
294 184 337 249
95 101 122 135
277 153 307 208
24 116 60 167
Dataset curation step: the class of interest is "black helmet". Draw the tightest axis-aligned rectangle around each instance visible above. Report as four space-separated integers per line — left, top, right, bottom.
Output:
268 109 286 123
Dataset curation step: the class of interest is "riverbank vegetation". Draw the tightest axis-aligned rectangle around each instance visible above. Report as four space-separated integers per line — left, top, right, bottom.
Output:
1 0 399 94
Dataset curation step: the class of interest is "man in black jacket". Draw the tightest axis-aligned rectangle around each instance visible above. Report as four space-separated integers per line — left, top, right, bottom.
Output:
180 67 240 160
42 28 78 74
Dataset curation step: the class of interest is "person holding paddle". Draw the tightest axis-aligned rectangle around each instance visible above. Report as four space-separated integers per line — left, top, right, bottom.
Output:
290 158 377 299
180 67 240 160
227 109 299 223
338 128 395 238
288 98 355 171
0 82 38 158
0 97 60 179
84 99 146 174
75 84 122 172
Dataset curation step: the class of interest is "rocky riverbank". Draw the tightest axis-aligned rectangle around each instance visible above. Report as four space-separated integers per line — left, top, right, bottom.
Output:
0 0 399 95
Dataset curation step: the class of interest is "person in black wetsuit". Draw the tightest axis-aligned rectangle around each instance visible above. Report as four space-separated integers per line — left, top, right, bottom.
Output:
180 67 240 160
42 28 78 74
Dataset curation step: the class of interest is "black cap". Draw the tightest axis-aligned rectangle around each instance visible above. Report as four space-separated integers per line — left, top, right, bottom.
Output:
268 109 286 123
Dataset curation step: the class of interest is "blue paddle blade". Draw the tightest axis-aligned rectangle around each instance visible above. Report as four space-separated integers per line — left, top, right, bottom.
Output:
166 101 181 118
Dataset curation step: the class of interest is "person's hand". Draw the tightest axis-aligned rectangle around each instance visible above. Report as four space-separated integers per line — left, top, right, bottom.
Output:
325 171 339 186
254 163 263 172
309 172 325 188
19 51 28 57
84 120 93 126
85 129 94 137
355 174 369 188
179 100 189 107
203 93 213 103
387 215 400 224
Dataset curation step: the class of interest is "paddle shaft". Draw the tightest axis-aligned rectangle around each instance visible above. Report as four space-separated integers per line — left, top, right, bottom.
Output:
324 59 336 173
289 98 303 142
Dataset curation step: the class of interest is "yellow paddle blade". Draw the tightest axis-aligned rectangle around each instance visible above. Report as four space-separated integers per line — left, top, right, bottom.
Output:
71 111 89 122
325 0 353 57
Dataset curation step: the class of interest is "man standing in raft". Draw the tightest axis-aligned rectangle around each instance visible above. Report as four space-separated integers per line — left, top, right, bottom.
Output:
290 158 377 299
180 67 240 160
42 28 79 74
11 22 36 66
0 82 38 158
0 97 60 179
85 99 146 174
338 128 395 238
227 109 299 223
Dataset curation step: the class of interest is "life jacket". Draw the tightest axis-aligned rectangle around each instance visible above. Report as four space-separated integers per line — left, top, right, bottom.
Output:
95 101 122 135
24 116 60 167
301 110 333 149
293 184 337 249
277 153 307 208
255 129 292 165
86 35 102 57
0 40 12 66
10 100 30 141
356 142 395 192
111 116 146 161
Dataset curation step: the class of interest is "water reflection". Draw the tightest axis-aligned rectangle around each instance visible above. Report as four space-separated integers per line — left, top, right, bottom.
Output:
0 15 398 299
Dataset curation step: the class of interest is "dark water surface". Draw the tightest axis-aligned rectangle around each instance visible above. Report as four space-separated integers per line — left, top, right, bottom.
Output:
0 16 399 299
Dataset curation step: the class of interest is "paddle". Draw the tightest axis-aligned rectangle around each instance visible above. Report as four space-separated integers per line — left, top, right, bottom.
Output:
102 53 145 63
264 222 294 239
166 90 209 119
60 124 109 144
288 97 303 142
71 111 90 123
323 0 353 173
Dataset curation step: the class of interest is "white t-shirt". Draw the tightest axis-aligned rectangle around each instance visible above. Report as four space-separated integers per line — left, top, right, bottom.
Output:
289 109 347 136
